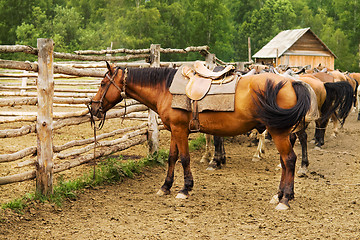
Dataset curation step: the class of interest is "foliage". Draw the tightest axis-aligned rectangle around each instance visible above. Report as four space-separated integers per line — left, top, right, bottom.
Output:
189 134 206 151
0 0 359 70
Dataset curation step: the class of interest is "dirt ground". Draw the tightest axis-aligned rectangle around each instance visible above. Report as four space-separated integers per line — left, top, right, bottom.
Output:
1 111 360 239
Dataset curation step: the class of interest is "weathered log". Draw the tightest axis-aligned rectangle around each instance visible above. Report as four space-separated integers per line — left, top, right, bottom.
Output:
74 48 151 55
56 128 147 159
0 170 36 185
0 91 95 98
0 124 36 138
0 116 37 123
16 159 36 168
0 60 105 77
53 135 147 174
53 64 105 77
54 52 150 62
0 86 98 93
0 146 37 163
0 73 77 78
0 97 37 106
0 45 38 55
53 104 148 130
54 97 91 104
0 60 38 72
53 123 147 153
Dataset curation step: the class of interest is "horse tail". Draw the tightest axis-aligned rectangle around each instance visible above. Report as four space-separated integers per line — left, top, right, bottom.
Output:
254 79 311 129
320 81 354 125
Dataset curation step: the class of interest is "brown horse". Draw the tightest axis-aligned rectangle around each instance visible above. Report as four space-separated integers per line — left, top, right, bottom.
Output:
89 63 313 210
295 75 354 173
304 71 358 137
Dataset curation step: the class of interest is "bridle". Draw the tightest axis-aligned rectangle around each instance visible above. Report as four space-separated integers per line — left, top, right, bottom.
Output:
87 67 128 130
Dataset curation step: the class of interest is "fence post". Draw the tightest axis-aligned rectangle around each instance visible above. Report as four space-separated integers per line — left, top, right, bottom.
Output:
148 44 160 154
36 38 54 195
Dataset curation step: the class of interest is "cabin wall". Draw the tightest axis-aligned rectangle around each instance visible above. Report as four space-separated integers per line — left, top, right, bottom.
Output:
278 55 334 69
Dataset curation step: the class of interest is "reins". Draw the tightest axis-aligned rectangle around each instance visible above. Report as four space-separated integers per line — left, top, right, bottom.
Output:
87 67 128 180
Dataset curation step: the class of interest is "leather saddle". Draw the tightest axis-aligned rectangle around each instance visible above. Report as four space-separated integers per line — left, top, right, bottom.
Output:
183 61 236 100
181 61 236 131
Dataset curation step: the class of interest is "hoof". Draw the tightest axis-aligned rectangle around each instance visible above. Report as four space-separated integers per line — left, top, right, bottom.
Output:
200 155 211 163
156 189 169 196
275 202 289 210
297 167 308 176
176 192 188 199
252 156 260 162
269 194 279 204
206 166 216 171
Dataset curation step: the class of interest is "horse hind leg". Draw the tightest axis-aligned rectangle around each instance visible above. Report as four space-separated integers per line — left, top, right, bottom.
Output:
206 136 225 170
269 131 297 210
295 129 309 176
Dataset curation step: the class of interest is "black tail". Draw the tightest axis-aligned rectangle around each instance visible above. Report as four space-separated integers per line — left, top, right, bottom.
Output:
320 81 354 125
254 79 311 129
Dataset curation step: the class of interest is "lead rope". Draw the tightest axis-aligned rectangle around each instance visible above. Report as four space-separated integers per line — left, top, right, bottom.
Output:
87 104 106 180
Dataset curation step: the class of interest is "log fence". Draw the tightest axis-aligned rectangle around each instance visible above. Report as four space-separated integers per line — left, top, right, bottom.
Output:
1 39 243 195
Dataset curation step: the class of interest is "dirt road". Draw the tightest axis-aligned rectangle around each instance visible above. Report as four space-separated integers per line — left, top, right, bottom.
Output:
1 112 360 239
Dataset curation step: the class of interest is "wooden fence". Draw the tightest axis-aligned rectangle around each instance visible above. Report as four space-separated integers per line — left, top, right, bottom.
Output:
0 39 246 195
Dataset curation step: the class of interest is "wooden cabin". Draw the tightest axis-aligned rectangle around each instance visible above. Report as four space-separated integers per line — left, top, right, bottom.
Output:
252 28 336 69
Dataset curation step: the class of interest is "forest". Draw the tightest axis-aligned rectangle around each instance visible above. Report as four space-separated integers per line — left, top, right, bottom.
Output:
0 0 359 71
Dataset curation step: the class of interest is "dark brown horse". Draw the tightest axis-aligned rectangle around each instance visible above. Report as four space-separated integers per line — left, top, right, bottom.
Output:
89 63 313 210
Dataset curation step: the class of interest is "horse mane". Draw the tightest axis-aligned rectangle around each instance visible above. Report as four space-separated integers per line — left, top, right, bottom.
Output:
127 67 177 89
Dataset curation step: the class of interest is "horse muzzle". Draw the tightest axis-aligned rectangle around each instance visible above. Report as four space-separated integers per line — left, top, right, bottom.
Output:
87 101 104 119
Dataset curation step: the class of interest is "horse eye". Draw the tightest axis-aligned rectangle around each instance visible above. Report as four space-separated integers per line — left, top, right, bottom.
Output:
100 82 106 87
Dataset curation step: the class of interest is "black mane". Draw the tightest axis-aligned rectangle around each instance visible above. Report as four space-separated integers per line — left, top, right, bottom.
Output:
127 67 177 89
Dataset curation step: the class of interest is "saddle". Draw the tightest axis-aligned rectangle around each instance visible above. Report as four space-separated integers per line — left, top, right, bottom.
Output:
181 61 237 131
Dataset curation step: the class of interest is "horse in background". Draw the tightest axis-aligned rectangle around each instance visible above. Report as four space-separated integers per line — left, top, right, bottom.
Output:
201 70 354 176
348 73 360 120
89 63 314 210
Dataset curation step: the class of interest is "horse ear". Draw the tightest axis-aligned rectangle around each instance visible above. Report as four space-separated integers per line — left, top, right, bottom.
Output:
106 61 113 75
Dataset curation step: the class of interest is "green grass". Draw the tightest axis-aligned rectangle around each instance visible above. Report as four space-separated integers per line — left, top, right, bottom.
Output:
189 134 206 151
2 136 206 213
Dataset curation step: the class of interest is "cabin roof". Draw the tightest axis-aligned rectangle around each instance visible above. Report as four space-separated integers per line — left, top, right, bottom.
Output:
252 28 336 59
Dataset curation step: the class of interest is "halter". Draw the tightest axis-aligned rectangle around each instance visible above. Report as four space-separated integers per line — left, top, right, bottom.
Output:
87 67 128 130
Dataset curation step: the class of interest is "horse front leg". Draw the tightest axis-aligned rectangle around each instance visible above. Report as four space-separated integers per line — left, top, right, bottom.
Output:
270 131 297 210
315 119 328 147
295 129 309 176
157 134 179 196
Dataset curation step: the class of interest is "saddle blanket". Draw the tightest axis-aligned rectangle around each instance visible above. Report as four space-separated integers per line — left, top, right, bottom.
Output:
169 65 240 112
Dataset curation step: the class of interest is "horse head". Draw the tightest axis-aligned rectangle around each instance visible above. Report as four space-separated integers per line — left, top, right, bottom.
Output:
89 62 126 119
